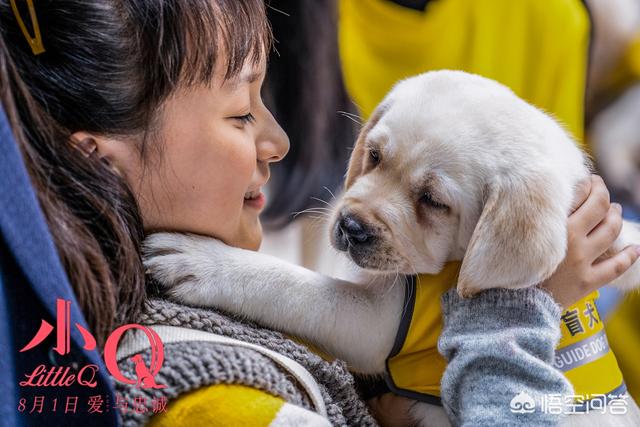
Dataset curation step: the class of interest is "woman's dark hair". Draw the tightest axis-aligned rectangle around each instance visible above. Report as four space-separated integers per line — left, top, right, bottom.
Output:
0 0 271 346
262 0 357 228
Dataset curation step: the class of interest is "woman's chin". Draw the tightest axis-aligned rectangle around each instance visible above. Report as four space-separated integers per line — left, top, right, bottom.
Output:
234 220 263 251
243 235 262 251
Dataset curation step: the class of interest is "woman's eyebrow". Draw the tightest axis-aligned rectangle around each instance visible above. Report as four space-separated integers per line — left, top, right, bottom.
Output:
242 71 261 83
226 71 262 90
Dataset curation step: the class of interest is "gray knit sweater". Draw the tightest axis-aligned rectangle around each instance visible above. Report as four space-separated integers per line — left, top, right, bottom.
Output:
439 287 572 427
115 298 378 426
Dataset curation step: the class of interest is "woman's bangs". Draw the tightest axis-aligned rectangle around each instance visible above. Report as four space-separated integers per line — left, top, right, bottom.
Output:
175 0 272 86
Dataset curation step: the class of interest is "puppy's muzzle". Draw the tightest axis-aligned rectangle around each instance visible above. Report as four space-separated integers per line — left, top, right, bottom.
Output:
334 213 375 251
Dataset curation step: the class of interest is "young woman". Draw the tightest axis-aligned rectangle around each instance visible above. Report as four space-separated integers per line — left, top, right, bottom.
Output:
1 0 637 426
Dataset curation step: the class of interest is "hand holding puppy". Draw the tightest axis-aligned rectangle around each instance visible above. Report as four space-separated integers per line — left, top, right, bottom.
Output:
542 175 640 308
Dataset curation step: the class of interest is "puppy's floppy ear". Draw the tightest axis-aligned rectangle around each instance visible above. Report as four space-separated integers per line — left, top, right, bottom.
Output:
344 104 389 189
458 174 569 297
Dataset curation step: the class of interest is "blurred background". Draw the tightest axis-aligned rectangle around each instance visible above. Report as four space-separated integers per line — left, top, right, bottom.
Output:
258 0 640 400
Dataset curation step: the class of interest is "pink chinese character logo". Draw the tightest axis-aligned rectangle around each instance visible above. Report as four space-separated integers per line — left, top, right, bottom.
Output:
20 298 167 390
20 298 95 354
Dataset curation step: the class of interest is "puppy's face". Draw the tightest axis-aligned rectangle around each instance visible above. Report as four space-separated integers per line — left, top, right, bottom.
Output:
330 102 475 274
331 71 577 294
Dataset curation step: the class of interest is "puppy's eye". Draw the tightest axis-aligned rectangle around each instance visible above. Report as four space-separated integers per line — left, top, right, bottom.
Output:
369 149 380 165
419 192 448 210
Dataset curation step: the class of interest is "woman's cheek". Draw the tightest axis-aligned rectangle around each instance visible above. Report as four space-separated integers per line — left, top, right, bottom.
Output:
221 142 257 206
232 141 259 189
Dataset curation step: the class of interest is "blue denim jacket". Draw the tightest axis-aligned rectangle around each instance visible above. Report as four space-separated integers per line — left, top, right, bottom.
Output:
0 107 117 427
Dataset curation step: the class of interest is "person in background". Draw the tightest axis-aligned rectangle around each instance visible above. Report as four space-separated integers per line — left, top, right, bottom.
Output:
259 0 359 278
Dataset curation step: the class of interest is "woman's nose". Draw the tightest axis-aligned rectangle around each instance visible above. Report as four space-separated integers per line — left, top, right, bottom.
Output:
257 111 290 163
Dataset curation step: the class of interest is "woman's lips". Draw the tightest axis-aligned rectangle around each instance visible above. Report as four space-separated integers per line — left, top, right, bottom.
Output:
243 191 266 210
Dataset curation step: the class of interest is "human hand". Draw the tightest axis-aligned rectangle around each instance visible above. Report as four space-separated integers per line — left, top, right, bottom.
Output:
366 393 414 427
541 175 640 308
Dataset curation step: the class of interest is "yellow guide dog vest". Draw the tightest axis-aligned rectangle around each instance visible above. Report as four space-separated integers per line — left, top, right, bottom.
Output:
386 262 627 410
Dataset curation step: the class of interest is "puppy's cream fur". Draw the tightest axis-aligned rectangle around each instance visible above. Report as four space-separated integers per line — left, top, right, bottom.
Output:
334 71 640 296
145 71 640 426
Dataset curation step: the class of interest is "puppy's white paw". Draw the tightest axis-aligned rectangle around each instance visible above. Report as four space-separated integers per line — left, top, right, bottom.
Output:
143 232 227 300
609 221 640 291
609 257 640 291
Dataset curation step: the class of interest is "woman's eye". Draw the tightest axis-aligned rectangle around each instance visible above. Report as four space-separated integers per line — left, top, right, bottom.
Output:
419 192 448 210
233 113 255 125
369 148 380 164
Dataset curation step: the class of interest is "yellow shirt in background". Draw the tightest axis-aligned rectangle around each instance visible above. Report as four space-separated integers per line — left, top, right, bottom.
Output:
339 0 590 142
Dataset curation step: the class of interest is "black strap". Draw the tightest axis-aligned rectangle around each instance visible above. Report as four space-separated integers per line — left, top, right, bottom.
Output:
355 375 392 400
385 0 432 12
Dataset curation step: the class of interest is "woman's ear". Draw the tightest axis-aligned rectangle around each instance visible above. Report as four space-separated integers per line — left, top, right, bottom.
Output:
69 132 98 157
344 103 389 189
70 131 132 177
457 174 569 297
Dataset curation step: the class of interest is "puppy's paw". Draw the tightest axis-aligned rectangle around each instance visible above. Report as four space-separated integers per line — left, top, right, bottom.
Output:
609 255 640 291
609 221 640 291
143 232 226 299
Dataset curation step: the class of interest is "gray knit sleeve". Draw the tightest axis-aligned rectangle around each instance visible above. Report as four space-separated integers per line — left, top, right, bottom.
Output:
438 287 573 427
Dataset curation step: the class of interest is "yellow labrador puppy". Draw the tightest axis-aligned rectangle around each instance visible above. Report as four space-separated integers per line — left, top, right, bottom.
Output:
145 71 640 426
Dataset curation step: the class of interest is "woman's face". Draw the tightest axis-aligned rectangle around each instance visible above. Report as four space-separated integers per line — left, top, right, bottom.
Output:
102 58 289 250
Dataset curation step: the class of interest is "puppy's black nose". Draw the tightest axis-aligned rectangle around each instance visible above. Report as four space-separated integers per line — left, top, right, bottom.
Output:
341 215 368 242
337 214 373 247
